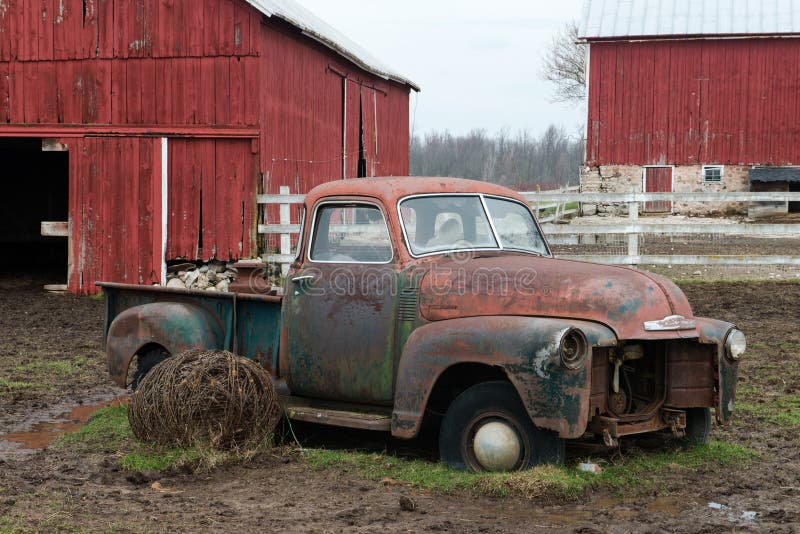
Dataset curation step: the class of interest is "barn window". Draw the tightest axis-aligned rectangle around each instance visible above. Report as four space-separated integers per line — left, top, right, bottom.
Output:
703 166 724 183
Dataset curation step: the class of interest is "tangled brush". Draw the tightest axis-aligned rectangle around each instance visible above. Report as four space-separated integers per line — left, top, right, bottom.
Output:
128 349 282 451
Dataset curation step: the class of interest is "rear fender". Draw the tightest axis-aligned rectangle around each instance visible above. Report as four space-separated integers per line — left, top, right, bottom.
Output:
106 302 225 386
391 316 617 439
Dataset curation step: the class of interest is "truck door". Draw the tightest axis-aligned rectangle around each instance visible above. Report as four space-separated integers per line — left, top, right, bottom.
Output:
282 200 398 405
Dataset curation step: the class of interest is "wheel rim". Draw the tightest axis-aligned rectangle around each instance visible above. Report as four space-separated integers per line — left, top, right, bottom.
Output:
462 413 529 472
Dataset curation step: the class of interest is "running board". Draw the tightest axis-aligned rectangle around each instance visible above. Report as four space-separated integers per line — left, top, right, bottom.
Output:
281 396 392 431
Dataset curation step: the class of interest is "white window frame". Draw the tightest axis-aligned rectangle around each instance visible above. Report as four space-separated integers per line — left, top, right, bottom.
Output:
702 165 724 183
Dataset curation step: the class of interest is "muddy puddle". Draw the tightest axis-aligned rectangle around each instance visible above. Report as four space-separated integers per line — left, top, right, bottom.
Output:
0 396 128 453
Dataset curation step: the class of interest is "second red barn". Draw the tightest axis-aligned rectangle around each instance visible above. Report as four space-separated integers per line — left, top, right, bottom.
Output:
579 0 800 217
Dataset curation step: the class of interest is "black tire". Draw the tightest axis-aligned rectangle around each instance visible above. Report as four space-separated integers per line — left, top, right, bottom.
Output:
438 381 565 472
130 346 169 390
680 407 711 448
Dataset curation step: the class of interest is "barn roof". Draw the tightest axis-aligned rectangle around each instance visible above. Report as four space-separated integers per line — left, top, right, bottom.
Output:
580 0 800 41
247 0 419 91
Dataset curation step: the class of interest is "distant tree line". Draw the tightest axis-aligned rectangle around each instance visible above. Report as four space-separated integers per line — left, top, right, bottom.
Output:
409 125 584 190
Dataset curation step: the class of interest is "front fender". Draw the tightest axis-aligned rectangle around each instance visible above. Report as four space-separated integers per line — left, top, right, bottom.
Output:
106 302 225 386
392 316 617 439
695 316 739 424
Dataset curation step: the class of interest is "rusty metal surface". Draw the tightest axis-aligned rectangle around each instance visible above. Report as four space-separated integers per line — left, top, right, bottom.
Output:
102 283 281 386
417 255 696 342
664 341 716 408
105 302 226 386
282 263 400 404
101 177 740 442
694 317 740 424
391 316 617 440
589 411 674 439
282 396 392 431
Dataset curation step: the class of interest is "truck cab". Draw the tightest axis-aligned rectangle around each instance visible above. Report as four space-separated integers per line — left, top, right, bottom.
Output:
102 177 744 472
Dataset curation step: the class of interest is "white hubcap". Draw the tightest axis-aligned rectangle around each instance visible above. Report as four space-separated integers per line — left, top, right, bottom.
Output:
472 421 522 471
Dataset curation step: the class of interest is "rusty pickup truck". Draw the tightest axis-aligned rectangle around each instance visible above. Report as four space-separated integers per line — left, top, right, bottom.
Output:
101 177 745 472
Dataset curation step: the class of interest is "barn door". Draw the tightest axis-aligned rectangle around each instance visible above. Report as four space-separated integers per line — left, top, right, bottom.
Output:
644 167 673 213
167 139 259 262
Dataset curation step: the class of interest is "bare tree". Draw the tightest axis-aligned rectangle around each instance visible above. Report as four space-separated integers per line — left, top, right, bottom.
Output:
540 21 586 104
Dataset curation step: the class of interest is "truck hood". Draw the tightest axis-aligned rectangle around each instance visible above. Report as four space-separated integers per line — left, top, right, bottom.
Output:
418 255 697 341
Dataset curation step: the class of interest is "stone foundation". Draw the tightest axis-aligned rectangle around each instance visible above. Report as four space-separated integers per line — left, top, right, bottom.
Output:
580 165 750 216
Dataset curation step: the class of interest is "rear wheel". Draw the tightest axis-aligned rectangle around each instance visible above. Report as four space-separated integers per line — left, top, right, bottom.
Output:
130 346 169 390
680 407 711 447
439 381 565 471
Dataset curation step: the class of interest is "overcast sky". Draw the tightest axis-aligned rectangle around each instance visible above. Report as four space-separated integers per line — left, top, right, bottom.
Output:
297 0 585 139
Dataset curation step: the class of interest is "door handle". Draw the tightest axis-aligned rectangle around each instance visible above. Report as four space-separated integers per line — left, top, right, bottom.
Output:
291 275 316 284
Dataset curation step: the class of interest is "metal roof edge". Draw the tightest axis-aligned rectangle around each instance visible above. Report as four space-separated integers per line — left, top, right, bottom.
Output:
246 0 420 92
581 32 800 42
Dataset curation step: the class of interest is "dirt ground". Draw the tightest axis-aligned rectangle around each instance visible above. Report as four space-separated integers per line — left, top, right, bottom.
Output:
1 278 799 532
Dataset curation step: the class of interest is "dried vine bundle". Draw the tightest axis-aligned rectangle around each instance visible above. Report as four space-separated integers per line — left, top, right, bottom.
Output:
128 349 281 451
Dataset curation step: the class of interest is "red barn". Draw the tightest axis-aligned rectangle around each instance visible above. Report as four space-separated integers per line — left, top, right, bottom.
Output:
0 0 417 293
579 0 800 216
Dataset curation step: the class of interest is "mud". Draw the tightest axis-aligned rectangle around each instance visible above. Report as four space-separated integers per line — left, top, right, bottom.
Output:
0 396 128 457
0 279 799 532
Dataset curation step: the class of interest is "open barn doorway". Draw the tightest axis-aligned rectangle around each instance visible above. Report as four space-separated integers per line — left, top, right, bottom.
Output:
790 182 800 213
0 138 69 289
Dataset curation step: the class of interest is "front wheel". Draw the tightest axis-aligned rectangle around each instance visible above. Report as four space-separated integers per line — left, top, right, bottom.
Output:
679 407 711 448
438 381 565 472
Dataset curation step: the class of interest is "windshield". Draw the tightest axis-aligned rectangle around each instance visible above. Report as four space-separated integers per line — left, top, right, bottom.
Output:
399 195 549 257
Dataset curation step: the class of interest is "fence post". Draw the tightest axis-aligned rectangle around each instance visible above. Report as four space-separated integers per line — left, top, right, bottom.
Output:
628 201 639 265
279 186 291 276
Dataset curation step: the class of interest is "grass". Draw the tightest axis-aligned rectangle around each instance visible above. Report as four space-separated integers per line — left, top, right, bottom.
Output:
55 406 268 473
536 202 580 220
57 407 758 501
13 359 88 375
737 393 800 430
304 439 757 501
0 379 36 394
0 491 84 534
0 356 97 397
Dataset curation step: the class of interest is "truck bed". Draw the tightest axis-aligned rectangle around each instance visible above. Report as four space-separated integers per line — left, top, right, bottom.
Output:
99 282 283 374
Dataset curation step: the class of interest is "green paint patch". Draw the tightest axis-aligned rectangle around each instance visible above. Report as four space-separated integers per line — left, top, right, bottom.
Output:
55 406 270 473
607 298 642 322
304 440 757 501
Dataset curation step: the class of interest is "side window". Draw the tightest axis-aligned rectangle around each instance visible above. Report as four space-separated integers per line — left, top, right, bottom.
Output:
484 197 548 255
310 204 393 263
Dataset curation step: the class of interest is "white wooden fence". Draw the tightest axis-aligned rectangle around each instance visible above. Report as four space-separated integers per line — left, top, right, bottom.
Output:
528 185 579 223
257 189 800 268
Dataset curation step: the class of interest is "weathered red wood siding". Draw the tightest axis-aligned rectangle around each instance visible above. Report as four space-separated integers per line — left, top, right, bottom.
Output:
259 19 410 193
0 0 412 293
166 139 259 261
66 136 162 290
586 38 800 166
258 19 410 248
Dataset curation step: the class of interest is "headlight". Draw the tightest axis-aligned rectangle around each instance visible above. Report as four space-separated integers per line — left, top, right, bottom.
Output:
560 329 588 370
725 329 746 361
